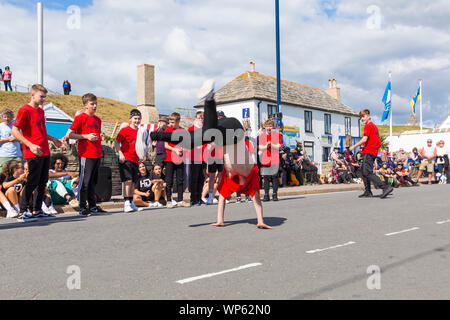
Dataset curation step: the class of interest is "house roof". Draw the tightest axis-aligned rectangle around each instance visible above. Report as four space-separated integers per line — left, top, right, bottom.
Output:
43 103 74 123
195 71 359 116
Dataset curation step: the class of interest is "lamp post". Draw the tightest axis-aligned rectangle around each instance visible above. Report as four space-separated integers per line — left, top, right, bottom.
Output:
37 2 44 85
275 0 283 128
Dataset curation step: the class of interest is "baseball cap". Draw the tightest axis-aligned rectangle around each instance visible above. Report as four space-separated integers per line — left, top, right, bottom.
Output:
217 111 226 118
159 116 169 123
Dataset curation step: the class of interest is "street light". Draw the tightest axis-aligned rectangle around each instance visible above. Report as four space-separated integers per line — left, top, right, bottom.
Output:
275 0 283 128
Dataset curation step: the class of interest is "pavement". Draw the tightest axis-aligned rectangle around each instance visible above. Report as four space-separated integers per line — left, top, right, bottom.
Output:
0 183 448 300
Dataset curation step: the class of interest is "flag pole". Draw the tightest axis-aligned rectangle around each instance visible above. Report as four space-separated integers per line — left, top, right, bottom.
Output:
389 71 392 138
419 78 423 134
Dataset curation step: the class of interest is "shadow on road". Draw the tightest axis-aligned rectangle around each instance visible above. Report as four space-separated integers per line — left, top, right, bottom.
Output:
189 216 287 228
290 243 450 300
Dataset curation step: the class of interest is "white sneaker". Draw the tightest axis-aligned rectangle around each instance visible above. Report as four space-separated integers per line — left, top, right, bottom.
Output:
48 204 58 214
124 202 134 213
155 202 163 208
41 202 51 214
17 211 37 222
201 198 208 204
131 202 144 211
171 200 178 207
197 79 215 101
212 198 218 204
6 209 19 218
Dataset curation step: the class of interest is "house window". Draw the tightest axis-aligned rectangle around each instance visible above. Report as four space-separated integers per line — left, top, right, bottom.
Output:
324 114 331 134
304 141 314 162
267 104 277 118
323 147 331 162
345 117 351 136
305 111 313 133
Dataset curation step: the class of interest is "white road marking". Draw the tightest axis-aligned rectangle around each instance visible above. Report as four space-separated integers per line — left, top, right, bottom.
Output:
176 263 262 284
436 219 450 225
385 227 420 236
306 241 356 254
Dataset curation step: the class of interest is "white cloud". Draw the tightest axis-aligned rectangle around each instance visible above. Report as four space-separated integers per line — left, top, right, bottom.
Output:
0 0 448 124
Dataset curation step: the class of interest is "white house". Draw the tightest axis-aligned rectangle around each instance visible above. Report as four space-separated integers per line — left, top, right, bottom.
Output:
195 63 361 164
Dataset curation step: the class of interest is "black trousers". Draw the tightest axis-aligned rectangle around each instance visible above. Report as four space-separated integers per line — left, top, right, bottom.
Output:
189 163 205 203
78 157 100 210
262 166 279 196
20 156 50 213
165 161 184 202
362 153 385 192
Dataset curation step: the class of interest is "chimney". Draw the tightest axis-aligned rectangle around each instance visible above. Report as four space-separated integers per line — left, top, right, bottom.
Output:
325 78 341 102
137 64 159 123
250 62 255 73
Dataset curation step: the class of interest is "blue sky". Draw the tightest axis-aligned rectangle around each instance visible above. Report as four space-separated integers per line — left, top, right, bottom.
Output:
3 0 92 10
0 0 449 128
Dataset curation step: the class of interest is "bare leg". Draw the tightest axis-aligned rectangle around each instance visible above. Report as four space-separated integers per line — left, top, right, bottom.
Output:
252 190 273 229
6 188 19 206
133 195 150 207
211 194 226 227
416 169 423 183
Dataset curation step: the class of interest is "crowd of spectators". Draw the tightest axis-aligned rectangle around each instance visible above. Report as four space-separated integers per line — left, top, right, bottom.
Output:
0 103 448 218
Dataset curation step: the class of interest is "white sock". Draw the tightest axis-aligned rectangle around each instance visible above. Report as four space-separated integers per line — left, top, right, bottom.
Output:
3 202 15 212
14 204 20 212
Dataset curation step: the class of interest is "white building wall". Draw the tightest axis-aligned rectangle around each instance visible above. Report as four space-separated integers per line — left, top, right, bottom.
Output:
204 99 360 164
387 132 450 153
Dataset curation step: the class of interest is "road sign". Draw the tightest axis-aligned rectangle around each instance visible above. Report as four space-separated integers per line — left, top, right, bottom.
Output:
242 108 250 119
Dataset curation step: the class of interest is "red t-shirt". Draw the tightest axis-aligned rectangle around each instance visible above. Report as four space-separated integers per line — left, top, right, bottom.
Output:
69 112 102 159
187 125 207 163
362 121 381 156
116 125 139 164
259 131 282 165
164 126 185 163
14 104 50 159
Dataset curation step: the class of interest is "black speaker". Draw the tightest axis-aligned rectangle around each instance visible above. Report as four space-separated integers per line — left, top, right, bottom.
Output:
95 166 112 202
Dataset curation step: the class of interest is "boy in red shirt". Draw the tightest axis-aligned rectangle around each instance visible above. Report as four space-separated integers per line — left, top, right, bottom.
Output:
164 112 190 209
115 109 144 213
63 93 106 215
258 119 282 201
12 84 63 221
349 109 393 199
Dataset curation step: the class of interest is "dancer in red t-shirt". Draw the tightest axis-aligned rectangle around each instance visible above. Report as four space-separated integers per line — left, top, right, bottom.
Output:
12 84 64 221
63 93 106 215
149 80 272 229
115 109 144 213
349 109 393 199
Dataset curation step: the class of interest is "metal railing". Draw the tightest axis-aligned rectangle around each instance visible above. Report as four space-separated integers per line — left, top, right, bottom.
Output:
0 81 62 95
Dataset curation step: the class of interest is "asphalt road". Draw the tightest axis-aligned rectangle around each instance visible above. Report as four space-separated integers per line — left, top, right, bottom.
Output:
0 184 449 300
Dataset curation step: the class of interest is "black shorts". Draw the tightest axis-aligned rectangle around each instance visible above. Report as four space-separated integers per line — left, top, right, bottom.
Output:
141 193 154 202
208 163 223 173
119 160 139 182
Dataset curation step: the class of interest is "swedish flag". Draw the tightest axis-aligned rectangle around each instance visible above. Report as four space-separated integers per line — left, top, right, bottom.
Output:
410 86 421 115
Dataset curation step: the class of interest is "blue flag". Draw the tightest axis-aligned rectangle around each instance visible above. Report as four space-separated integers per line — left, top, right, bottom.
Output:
381 81 391 122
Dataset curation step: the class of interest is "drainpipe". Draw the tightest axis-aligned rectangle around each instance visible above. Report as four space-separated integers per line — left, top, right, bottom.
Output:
257 100 262 131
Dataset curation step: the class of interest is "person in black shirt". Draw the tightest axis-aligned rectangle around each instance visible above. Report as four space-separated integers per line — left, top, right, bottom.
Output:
133 162 166 208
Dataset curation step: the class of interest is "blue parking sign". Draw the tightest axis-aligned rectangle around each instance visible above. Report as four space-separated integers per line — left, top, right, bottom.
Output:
242 108 250 119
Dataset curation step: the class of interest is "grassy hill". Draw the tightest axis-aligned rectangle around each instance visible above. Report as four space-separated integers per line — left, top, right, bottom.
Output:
0 91 136 121
363 125 429 137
